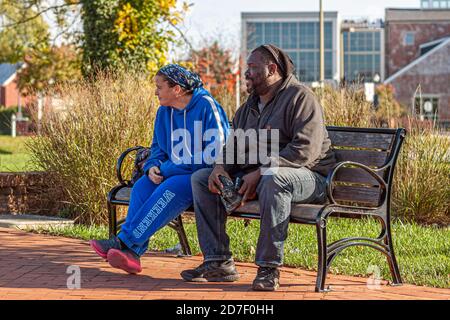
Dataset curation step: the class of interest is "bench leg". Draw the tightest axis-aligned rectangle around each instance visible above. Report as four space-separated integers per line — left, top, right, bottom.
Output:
176 215 192 256
315 219 330 292
108 201 117 238
169 215 192 256
385 222 402 286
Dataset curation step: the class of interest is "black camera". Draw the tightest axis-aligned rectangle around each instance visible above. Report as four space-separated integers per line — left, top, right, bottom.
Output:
218 175 243 213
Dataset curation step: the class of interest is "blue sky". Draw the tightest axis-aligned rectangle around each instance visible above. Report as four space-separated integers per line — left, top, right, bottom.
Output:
180 0 420 51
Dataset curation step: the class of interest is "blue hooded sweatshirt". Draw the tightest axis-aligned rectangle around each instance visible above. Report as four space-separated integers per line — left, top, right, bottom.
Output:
143 87 230 178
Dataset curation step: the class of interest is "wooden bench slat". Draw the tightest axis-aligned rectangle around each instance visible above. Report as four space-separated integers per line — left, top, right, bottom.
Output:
235 201 323 223
332 185 381 205
115 187 131 201
329 131 394 150
333 149 389 167
114 182 384 206
334 167 385 185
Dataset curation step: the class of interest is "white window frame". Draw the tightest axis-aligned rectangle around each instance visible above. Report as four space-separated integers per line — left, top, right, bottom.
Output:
414 95 440 121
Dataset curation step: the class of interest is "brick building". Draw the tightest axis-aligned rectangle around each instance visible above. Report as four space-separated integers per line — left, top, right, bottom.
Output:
384 8 450 127
385 9 450 77
0 63 28 108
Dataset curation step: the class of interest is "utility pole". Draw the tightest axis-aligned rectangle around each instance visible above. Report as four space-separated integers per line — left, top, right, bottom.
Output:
319 0 325 85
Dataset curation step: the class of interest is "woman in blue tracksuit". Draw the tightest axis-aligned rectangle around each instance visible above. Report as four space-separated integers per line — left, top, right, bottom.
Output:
89 64 230 274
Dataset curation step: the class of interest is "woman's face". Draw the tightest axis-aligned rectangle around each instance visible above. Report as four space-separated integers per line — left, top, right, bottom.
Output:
155 75 180 106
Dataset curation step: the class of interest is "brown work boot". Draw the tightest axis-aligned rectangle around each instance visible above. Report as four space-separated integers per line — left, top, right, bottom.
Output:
180 259 240 282
252 267 280 291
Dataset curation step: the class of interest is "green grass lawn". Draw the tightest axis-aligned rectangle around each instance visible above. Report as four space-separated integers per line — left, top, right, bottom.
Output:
0 135 39 172
28 216 450 289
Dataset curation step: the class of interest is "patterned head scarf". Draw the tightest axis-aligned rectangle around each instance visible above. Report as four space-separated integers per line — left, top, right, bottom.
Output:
157 64 203 91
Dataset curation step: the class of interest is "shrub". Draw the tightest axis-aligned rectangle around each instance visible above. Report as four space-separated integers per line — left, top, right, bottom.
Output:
212 86 238 120
392 119 450 225
317 86 449 224
373 84 407 127
26 69 158 224
318 85 375 127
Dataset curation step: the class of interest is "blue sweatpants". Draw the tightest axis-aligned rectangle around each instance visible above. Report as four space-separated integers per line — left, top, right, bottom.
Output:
118 174 193 256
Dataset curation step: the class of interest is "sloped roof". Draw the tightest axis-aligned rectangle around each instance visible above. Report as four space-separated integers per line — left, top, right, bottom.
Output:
384 37 450 83
0 62 24 86
419 37 450 56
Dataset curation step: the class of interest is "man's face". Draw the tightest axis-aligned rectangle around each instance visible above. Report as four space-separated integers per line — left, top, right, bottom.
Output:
244 51 270 95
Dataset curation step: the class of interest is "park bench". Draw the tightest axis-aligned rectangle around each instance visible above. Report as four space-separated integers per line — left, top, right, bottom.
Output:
107 126 406 292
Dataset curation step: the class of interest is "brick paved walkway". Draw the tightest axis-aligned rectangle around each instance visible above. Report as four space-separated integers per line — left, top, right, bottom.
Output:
0 227 448 300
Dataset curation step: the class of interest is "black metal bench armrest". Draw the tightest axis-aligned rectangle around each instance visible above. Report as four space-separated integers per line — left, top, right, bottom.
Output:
325 161 388 209
116 146 145 186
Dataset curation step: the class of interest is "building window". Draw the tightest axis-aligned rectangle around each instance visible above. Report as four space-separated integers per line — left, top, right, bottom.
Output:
404 32 415 46
343 30 383 82
374 32 380 51
325 51 333 79
246 22 265 51
281 22 298 49
421 0 430 8
299 22 317 49
415 97 439 121
265 22 281 47
245 19 336 82
325 22 333 50
433 0 440 8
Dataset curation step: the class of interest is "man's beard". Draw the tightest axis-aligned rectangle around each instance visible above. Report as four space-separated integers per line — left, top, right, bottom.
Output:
246 77 270 96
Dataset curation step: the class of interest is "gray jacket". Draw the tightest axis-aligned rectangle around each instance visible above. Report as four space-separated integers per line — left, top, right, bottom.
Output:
218 74 336 177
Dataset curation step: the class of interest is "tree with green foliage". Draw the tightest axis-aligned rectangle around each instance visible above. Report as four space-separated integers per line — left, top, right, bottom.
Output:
1 0 188 81
0 0 50 63
0 0 82 93
18 44 82 94
81 0 188 76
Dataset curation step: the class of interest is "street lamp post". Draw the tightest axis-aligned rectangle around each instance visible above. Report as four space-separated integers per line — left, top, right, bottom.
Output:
340 30 344 85
319 0 324 85
373 73 381 108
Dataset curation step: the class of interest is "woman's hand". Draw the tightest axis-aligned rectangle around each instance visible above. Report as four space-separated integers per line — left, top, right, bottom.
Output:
148 166 163 184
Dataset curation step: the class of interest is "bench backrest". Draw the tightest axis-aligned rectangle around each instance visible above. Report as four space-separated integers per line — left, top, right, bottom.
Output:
326 126 406 206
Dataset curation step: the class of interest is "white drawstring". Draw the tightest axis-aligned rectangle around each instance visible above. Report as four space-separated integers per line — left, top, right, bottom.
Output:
170 109 177 161
184 109 193 157
170 108 192 162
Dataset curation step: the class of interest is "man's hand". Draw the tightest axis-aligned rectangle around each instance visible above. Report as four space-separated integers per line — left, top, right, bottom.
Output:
208 165 231 194
148 166 163 184
238 169 261 203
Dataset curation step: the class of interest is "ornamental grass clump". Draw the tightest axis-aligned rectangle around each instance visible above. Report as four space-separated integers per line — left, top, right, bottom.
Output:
392 119 450 225
27 70 158 224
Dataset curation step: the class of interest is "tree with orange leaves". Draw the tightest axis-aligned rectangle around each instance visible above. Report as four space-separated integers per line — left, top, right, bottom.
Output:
190 41 238 97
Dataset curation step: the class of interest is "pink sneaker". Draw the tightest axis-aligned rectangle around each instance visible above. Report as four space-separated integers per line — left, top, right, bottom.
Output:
89 237 121 260
107 248 142 274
